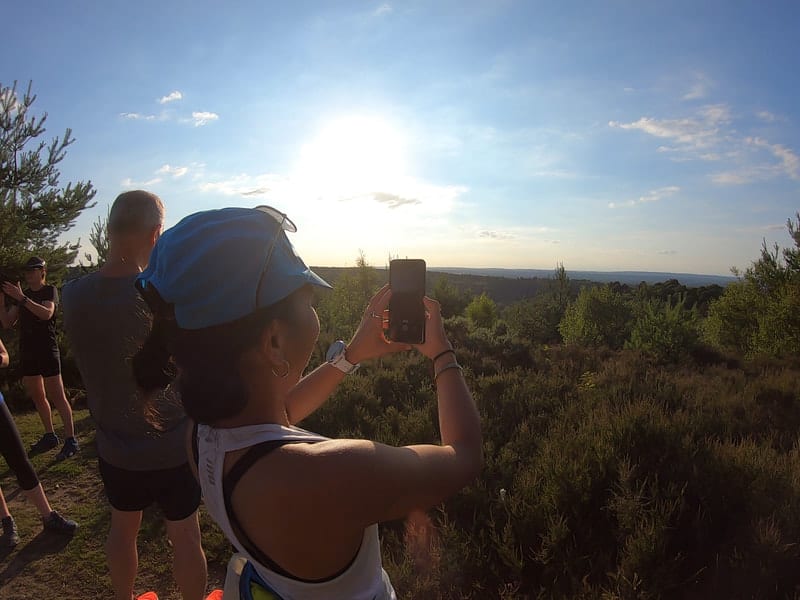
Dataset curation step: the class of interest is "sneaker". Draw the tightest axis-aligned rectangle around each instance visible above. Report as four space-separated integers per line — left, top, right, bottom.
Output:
29 432 59 456
55 437 79 461
1 516 19 547
135 593 159 600
42 510 78 535
205 591 224 600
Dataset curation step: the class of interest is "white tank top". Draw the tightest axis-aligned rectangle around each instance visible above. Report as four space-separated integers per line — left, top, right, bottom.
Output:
197 422 397 600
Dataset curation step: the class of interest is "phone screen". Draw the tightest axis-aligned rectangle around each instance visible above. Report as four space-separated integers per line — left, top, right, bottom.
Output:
388 259 426 344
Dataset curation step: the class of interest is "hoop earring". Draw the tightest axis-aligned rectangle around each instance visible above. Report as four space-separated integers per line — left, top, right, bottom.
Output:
271 360 290 378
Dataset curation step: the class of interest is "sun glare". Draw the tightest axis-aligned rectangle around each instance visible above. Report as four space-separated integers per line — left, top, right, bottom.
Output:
294 115 409 199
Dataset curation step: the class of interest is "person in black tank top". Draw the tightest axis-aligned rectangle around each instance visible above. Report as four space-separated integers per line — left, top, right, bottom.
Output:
0 256 78 460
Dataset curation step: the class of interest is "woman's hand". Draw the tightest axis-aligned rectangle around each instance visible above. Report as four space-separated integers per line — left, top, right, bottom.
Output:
414 296 453 360
346 285 411 363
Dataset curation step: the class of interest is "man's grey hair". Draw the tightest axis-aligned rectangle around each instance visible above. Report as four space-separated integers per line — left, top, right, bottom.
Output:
108 190 165 234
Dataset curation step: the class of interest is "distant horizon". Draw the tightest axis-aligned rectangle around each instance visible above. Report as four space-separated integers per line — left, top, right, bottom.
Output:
312 264 737 286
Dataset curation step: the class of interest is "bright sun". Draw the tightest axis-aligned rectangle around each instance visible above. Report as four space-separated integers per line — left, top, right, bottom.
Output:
294 115 409 200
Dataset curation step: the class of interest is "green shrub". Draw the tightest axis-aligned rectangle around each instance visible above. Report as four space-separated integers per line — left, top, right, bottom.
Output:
627 298 699 363
559 285 632 349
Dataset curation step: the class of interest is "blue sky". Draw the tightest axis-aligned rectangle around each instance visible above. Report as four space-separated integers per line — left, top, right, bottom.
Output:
4 0 799 276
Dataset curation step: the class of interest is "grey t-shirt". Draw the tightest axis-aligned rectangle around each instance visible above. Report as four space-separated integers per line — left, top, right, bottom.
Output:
62 272 189 470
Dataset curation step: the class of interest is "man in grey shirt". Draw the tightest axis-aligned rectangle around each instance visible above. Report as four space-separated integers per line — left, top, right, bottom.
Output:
63 191 208 600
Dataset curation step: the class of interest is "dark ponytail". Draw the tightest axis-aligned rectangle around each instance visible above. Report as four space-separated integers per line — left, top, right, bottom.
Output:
133 288 301 425
132 311 177 393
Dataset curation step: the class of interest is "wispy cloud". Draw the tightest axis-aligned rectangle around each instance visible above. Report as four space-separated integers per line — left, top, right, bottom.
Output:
479 230 514 240
612 103 799 185
373 3 392 16
608 186 680 209
370 192 421 208
158 90 183 104
189 111 219 127
712 137 800 184
756 110 779 122
241 187 270 196
682 72 713 100
120 112 157 121
198 174 289 197
657 250 678 255
156 164 189 178
121 177 162 187
610 104 730 154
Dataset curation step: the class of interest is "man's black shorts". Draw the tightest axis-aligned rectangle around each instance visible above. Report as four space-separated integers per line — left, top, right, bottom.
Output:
98 457 201 521
20 351 61 377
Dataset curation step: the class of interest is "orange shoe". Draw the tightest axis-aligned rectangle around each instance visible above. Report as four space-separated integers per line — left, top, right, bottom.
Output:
136 593 159 600
205 590 224 600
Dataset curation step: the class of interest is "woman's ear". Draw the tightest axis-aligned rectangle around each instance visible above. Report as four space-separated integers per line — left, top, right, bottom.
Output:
257 318 290 369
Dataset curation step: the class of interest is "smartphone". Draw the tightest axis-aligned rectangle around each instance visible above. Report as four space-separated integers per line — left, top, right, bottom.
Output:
388 259 426 344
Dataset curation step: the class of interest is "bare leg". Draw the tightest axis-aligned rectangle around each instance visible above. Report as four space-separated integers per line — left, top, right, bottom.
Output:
21 483 54 519
107 508 142 600
43 375 75 438
23 375 54 434
164 511 207 600
0 486 11 519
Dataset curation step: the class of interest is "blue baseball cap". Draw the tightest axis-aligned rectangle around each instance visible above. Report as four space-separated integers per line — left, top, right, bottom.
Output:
136 206 331 329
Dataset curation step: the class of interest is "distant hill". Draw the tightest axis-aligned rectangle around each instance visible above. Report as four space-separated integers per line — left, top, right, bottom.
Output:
311 265 731 307
427 267 736 287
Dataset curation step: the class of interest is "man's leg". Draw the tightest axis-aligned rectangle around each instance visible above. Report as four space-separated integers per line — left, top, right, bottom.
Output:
107 507 143 600
164 511 207 600
22 375 54 434
43 373 75 439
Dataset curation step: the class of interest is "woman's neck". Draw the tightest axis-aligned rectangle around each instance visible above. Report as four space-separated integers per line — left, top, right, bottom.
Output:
214 386 291 429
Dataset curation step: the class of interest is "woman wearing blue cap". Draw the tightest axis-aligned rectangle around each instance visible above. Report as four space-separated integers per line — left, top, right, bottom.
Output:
133 206 482 599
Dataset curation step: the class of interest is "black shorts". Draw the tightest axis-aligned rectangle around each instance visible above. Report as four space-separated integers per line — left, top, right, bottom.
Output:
98 458 201 521
20 351 61 377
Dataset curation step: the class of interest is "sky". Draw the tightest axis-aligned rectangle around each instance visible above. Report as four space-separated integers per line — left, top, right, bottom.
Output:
3 0 799 276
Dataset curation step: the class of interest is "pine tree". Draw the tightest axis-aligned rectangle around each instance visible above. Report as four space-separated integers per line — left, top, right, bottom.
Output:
0 80 96 283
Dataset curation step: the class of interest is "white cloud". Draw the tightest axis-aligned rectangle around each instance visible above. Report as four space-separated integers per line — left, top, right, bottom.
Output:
158 90 183 104
190 111 219 127
373 3 392 16
750 137 800 180
197 173 290 197
608 186 680 209
120 112 156 121
613 103 799 185
756 110 778 122
156 164 189 178
682 73 713 100
609 104 730 153
479 230 514 240
712 137 800 184
120 177 162 187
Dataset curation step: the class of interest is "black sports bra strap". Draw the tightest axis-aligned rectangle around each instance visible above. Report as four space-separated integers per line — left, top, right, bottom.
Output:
223 439 301 495
191 422 199 467
222 438 363 584
222 439 320 581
